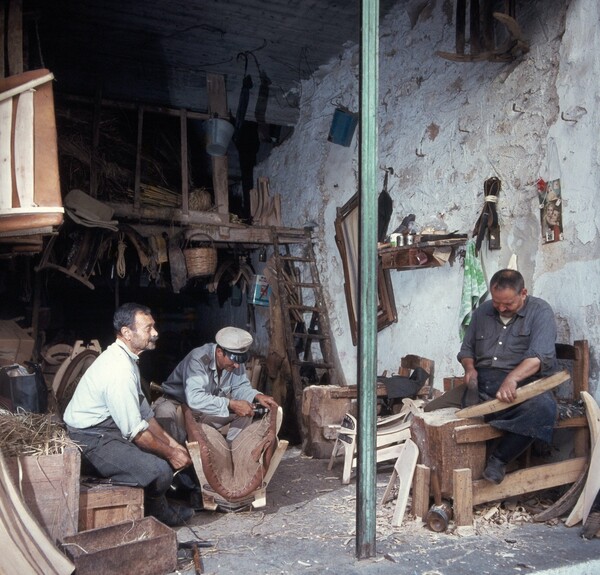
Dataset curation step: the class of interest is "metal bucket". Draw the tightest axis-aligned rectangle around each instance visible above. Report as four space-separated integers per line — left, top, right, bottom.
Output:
206 118 234 156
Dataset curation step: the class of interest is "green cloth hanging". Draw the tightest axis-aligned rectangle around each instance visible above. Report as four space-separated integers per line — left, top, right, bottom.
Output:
459 239 488 339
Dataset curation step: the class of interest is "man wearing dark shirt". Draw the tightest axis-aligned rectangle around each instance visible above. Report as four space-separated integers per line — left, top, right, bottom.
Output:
428 269 558 484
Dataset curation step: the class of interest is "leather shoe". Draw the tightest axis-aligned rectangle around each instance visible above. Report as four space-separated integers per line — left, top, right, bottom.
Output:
146 495 194 526
482 455 506 484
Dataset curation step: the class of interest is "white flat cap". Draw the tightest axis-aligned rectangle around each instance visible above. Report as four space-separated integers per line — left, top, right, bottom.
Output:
215 327 253 362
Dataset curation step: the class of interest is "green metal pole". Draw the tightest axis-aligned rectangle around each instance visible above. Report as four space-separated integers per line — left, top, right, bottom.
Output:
356 0 379 560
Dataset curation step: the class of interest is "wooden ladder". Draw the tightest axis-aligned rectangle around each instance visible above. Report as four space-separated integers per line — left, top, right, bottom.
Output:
271 228 336 436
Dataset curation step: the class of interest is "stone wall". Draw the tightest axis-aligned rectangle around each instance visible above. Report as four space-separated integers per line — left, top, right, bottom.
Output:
257 0 599 397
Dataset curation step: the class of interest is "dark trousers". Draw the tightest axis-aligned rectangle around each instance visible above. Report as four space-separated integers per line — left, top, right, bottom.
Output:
67 422 173 498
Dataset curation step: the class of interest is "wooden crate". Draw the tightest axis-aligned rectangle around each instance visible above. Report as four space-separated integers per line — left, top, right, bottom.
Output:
6 441 80 543
79 482 144 531
62 516 177 575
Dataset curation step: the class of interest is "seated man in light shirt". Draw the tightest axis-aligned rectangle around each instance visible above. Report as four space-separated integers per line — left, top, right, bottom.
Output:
63 302 194 527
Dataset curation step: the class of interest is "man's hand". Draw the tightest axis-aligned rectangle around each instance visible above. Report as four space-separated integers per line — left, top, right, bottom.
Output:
463 368 479 407
255 393 279 411
228 399 255 417
168 444 192 471
496 376 518 403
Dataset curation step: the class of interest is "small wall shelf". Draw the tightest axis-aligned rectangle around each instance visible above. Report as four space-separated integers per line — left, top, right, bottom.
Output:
378 236 467 271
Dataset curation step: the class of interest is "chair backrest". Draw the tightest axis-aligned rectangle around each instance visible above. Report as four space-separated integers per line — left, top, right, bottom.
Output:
555 339 589 399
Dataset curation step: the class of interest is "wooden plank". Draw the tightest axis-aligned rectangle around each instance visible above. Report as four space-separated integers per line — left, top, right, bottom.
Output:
180 108 189 215
453 468 473 526
565 391 600 526
32 72 61 213
207 74 229 217
456 370 569 418
14 89 34 209
0 99 13 211
472 457 586 506
134 106 143 210
533 464 588 522
469 0 481 55
582 392 600 524
7 0 23 76
412 464 431 519
454 422 503 444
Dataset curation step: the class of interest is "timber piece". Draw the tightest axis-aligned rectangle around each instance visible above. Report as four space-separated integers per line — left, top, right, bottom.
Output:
533 464 588 523
61 516 177 575
456 370 569 419
453 468 473 526
472 457 586 506
14 89 34 209
134 107 143 210
454 422 503 444
0 450 75 575
207 73 229 217
411 408 486 496
412 464 431 519
180 108 189 215
565 390 599 527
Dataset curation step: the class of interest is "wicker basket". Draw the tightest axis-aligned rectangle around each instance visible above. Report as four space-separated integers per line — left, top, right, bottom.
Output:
183 233 217 278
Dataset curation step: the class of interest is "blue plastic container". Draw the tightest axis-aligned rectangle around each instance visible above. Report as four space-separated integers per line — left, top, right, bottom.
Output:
328 107 358 147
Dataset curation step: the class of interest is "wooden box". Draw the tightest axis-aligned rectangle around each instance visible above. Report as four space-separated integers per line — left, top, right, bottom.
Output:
6 442 80 543
61 516 177 575
79 483 144 531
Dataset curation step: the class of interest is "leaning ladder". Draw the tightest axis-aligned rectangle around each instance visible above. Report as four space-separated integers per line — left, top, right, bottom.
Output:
271 228 336 436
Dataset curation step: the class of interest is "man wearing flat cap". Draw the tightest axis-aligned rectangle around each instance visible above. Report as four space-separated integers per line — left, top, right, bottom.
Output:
154 327 278 443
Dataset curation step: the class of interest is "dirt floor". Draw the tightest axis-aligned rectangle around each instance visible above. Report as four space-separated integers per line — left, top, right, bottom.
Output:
168 447 600 575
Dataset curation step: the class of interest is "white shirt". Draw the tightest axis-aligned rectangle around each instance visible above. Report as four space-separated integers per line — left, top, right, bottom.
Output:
63 339 153 441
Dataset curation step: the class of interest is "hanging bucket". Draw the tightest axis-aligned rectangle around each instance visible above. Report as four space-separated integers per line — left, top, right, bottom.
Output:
206 118 234 157
327 107 358 147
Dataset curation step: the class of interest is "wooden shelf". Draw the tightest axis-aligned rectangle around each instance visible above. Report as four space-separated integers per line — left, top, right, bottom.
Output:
379 237 467 271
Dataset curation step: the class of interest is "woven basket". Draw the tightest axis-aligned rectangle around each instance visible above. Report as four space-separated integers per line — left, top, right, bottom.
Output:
183 233 217 278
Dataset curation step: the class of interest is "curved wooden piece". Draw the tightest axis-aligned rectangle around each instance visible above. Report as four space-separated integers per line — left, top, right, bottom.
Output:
566 391 600 527
456 370 569 419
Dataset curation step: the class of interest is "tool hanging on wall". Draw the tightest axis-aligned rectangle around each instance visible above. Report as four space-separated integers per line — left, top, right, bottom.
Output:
472 177 501 255
377 167 394 243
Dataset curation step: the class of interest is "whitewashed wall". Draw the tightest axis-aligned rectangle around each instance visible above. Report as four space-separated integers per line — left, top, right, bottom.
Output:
258 0 599 396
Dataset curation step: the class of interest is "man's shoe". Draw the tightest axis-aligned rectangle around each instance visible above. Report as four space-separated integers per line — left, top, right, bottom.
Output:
169 501 195 524
146 495 194 526
482 455 506 484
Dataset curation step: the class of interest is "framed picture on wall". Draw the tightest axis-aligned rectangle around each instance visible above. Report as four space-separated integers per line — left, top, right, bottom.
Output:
334 193 397 346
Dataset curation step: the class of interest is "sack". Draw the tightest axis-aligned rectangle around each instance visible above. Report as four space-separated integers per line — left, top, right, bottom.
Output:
0 363 48 413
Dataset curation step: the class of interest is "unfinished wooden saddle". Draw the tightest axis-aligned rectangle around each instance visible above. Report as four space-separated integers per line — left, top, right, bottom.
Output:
183 405 288 511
